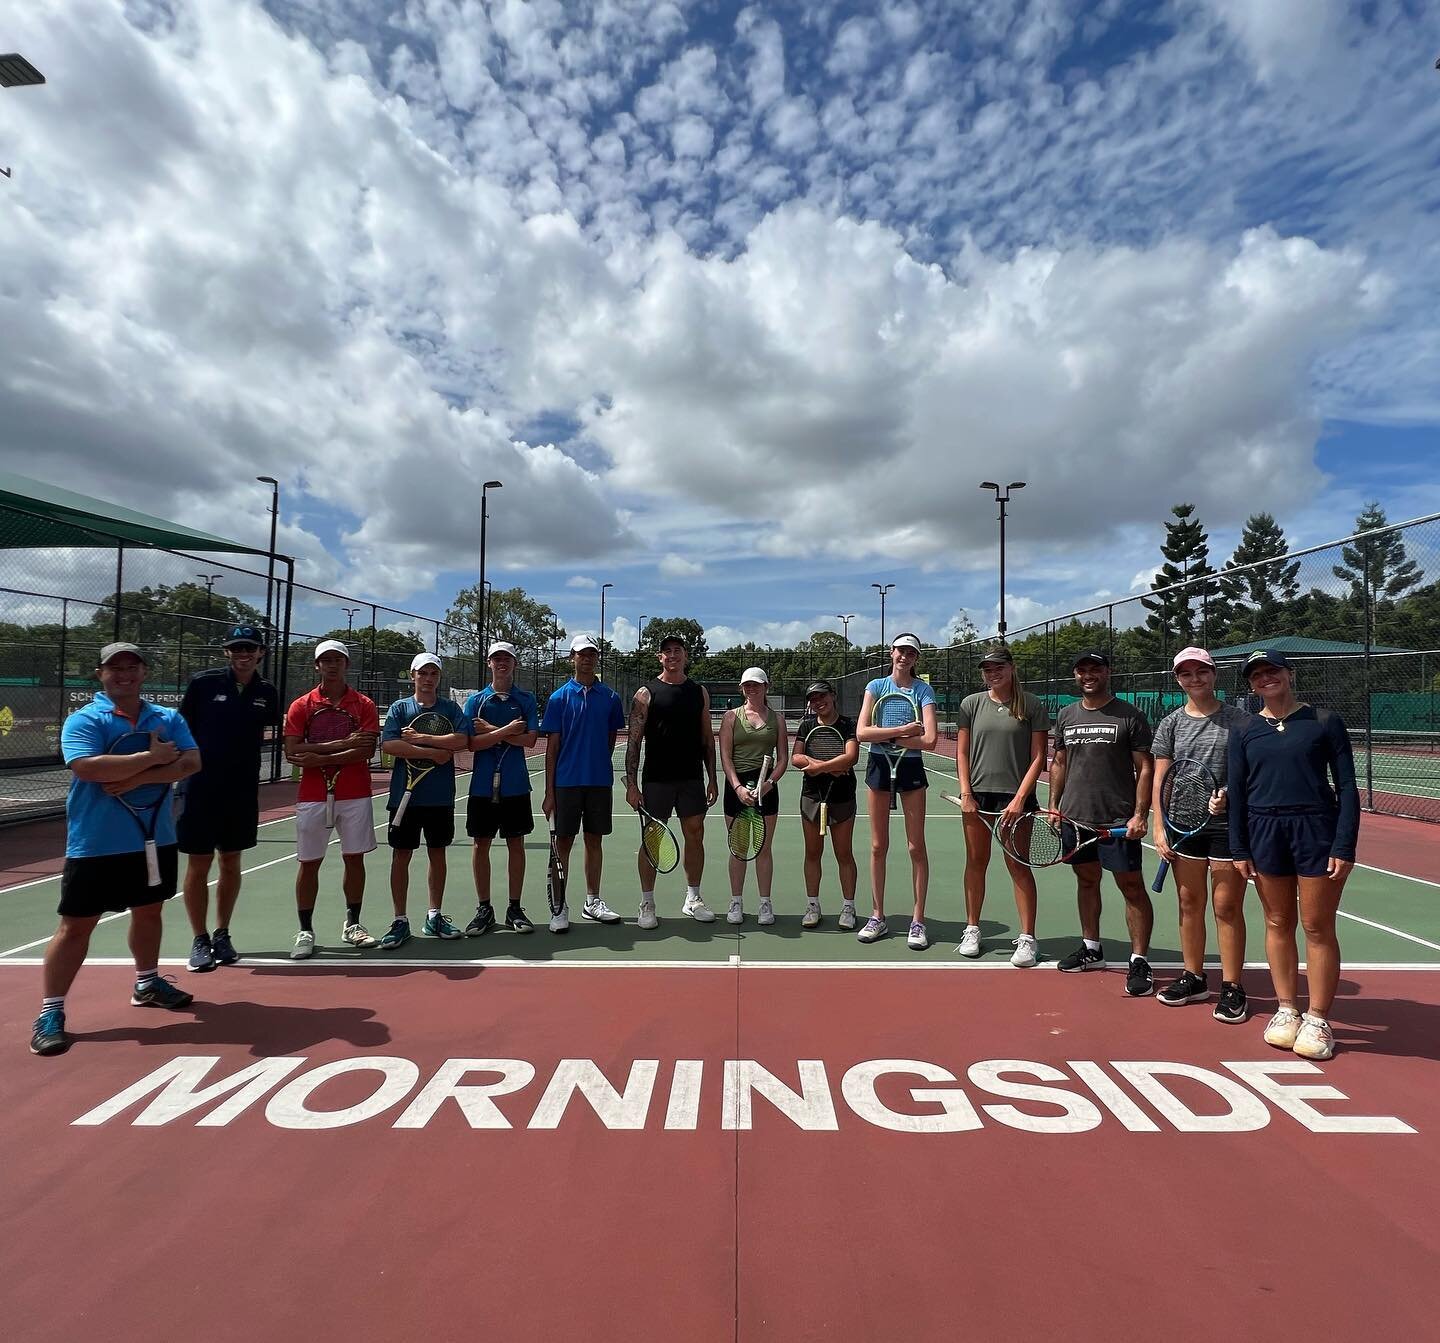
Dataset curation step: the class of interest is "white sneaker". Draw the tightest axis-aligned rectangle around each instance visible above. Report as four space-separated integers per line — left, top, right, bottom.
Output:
290 930 315 961
683 894 716 923
907 921 929 951
341 922 377 948
959 925 982 958
637 900 658 930
582 896 623 924
1264 1006 1303 1049
727 898 744 925
1010 934 1038 968
838 902 857 931
1292 1012 1335 1061
802 901 822 929
757 898 774 926
549 903 570 934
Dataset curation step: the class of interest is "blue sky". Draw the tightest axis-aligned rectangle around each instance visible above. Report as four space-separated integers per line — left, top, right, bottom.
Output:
2 0 1438 654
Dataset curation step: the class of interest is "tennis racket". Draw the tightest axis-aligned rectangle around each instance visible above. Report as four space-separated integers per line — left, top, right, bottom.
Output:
872 690 919 812
108 731 169 886
393 709 452 825
997 809 1129 868
637 806 680 874
728 753 772 863
487 692 524 802
939 794 1010 829
803 724 846 835
546 817 567 923
304 703 358 828
1151 758 1223 893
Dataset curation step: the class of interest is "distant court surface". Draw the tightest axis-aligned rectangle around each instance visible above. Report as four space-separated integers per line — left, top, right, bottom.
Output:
4 739 1439 1341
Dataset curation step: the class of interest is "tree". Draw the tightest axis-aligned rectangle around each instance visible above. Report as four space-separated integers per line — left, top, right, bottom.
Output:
1333 502 1423 602
442 584 565 659
1140 504 1217 647
92 582 266 642
1217 512 1301 641
639 616 708 660
316 627 426 656
940 611 979 646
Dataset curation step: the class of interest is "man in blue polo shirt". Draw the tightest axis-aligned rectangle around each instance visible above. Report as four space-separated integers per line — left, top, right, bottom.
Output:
541 634 627 933
32 643 202 1056
177 624 281 972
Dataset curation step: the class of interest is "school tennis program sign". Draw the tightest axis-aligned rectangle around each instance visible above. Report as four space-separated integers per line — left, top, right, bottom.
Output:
73 1055 1417 1134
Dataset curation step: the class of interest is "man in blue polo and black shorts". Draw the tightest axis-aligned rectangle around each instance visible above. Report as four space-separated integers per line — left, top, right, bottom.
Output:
541 634 627 933
31 643 202 1056
176 623 281 972
1050 650 1156 995
463 641 540 936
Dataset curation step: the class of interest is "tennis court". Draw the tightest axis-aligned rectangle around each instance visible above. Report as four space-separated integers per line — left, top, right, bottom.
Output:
3 735 1439 1341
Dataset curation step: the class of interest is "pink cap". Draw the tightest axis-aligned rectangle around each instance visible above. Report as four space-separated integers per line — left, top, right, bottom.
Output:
1172 646 1215 671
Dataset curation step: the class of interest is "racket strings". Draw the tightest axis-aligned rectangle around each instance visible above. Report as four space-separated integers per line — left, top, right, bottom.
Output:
1164 772 1214 831
728 809 763 859
1002 813 1063 866
805 728 845 762
643 822 679 872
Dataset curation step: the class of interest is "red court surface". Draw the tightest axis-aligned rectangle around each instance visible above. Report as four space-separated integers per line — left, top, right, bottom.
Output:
3 964 1438 1342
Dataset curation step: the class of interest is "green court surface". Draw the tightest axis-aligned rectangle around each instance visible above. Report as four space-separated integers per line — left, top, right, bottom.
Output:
3 744 1438 968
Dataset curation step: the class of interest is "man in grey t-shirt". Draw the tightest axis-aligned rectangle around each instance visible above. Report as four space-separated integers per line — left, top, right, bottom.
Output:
1049 651 1156 995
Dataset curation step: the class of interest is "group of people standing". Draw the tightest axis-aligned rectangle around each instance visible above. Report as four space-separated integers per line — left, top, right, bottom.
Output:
32 624 1359 1067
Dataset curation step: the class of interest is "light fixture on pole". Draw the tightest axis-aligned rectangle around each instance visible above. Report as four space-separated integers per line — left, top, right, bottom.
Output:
196 573 222 621
478 479 503 657
979 481 1026 638
256 476 279 641
834 612 857 674
341 606 360 634
871 584 895 651
599 583 613 680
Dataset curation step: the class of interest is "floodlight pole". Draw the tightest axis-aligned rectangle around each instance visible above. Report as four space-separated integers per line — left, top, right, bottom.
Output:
257 476 279 641
980 481 1026 637
197 573 222 620
834 613 857 673
871 585 894 652
479 480 503 657
599 583 613 680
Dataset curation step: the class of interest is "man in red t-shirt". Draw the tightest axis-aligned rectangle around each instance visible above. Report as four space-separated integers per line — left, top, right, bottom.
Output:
283 640 380 959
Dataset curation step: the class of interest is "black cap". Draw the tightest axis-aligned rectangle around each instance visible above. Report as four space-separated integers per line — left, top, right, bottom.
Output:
1244 648 1292 676
805 680 835 697
978 644 1013 666
658 634 687 650
223 624 265 648
1072 650 1110 669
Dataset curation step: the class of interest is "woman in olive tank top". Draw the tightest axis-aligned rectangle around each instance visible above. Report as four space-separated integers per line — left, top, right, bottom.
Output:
718 668 789 925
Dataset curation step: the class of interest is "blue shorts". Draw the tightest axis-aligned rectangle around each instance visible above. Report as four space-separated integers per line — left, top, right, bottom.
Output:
1245 809 1338 879
865 753 928 794
1061 822 1144 874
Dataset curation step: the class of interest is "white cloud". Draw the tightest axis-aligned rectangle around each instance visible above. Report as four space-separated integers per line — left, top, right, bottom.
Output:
658 554 704 579
565 575 598 589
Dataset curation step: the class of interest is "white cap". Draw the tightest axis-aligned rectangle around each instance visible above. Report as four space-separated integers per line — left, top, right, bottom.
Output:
891 633 921 652
487 640 518 660
410 652 442 672
315 639 350 661
740 666 769 685
570 634 599 653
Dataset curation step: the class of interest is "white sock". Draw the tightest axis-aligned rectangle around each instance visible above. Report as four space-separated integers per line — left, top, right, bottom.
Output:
1130 951 1148 964
965 923 979 934
428 908 441 919
1084 938 1102 952
640 890 655 904
685 884 701 900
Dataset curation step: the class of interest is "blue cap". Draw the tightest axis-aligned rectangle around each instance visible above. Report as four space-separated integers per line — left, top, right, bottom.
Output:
223 624 265 648
1244 649 1291 676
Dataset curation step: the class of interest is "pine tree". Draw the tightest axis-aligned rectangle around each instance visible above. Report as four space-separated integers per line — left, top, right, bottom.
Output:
1217 512 1301 640
1333 502 1422 601
1141 504 1217 646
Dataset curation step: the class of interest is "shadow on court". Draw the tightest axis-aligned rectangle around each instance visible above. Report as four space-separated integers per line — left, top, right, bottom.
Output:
71 997 392 1055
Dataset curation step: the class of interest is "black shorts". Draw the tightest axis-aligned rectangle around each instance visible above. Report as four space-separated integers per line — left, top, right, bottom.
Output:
388 803 455 851
467 794 534 841
865 753 928 794
554 786 614 837
642 778 708 821
59 847 179 917
972 790 1039 815
1165 828 1234 863
176 789 260 855
1246 809 1338 879
799 793 857 828
722 775 781 819
1061 824 1144 874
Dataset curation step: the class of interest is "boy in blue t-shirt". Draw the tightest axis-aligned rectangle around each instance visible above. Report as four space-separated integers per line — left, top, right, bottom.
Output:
376 653 472 949
32 644 202 1057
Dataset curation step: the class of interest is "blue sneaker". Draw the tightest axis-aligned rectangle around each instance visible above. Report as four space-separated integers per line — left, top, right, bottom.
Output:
132 977 195 1010
423 911 462 940
31 1007 70 1056
211 928 240 966
378 918 412 951
187 934 216 973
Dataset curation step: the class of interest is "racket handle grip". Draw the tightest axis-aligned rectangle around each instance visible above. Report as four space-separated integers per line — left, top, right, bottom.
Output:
819 802 828 836
144 840 160 887
325 796 336 829
393 793 412 825
1151 859 1171 894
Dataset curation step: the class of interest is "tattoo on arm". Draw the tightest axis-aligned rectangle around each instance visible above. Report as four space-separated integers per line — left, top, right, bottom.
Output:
625 693 648 783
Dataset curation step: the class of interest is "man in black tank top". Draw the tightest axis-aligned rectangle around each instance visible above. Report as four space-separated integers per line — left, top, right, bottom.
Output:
624 634 718 929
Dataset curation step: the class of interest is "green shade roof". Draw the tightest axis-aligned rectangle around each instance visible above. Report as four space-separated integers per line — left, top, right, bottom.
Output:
0 469 268 556
1209 635 1412 657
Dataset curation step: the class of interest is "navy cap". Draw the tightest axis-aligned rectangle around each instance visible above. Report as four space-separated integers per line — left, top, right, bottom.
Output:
1244 648 1292 676
223 624 265 648
805 680 835 697
1072 650 1110 669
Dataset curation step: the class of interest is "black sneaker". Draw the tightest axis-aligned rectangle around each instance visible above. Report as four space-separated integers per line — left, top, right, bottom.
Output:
1157 969 1209 1007
1213 981 1249 1024
1057 943 1104 972
132 977 195 1010
1125 956 1155 998
505 904 535 934
30 1006 71 1057
187 934 216 973
211 928 240 966
464 904 496 937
